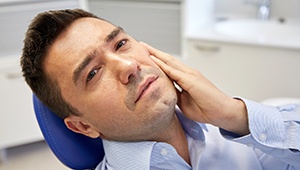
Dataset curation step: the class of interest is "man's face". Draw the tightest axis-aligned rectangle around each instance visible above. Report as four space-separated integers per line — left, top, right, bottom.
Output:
44 17 177 141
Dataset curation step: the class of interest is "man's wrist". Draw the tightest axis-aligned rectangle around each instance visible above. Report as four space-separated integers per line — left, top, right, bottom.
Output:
219 98 250 136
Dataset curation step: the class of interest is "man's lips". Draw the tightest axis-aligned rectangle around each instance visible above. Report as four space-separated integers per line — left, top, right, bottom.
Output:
135 76 158 103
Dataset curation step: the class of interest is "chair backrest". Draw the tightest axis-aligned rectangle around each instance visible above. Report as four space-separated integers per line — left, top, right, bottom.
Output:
33 94 104 169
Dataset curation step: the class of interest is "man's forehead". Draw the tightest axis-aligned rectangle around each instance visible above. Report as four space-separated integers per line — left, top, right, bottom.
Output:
71 17 115 31
51 17 115 53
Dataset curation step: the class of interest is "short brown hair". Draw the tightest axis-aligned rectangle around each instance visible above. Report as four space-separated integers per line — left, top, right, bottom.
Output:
21 9 105 119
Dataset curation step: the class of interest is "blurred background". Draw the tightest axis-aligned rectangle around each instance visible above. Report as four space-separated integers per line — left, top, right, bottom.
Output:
0 0 299 169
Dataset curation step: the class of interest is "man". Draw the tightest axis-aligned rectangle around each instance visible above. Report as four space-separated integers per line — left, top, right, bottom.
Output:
21 9 300 169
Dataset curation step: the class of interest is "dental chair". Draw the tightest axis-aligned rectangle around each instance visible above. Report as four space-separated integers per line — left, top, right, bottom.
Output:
33 94 104 170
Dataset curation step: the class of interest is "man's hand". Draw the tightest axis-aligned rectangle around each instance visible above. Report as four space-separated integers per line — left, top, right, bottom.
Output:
141 42 250 135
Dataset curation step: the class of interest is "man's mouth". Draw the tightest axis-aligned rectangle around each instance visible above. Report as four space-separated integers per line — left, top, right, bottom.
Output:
135 76 158 103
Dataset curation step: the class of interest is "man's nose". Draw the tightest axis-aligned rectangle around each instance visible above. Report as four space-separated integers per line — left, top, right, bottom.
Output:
111 55 141 84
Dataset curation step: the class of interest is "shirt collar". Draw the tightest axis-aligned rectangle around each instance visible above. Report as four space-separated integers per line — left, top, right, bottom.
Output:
176 108 207 141
102 140 155 170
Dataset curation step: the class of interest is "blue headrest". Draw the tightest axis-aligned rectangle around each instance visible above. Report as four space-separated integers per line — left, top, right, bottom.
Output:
33 94 104 169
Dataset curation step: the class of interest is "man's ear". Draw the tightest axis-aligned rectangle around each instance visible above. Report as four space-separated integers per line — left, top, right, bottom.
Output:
64 115 100 138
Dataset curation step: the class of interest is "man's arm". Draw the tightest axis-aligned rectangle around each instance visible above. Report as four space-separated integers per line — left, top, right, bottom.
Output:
142 42 300 167
222 98 300 166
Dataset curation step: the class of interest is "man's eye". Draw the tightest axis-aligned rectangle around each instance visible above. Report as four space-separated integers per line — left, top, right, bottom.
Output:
87 69 98 82
115 39 127 51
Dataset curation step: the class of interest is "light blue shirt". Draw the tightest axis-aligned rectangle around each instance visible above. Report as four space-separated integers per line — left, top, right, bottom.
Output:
96 98 300 170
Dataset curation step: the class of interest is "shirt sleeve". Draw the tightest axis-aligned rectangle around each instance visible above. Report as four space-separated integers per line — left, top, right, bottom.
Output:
220 98 300 166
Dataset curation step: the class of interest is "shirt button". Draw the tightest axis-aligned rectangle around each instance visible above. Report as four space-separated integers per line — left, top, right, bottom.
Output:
191 128 199 134
160 148 168 156
259 133 267 141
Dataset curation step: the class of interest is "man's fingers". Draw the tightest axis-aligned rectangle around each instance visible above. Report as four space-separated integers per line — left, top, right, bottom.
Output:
141 42 198 93
141 42 170 61
150 55 194 93
141 42 188 72
149 55 182 82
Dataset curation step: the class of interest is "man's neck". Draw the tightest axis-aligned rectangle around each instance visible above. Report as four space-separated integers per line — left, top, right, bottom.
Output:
156 114 191 165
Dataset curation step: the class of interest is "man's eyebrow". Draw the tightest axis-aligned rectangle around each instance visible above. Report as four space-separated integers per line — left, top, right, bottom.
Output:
105 26 124 43
73 52 96 86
